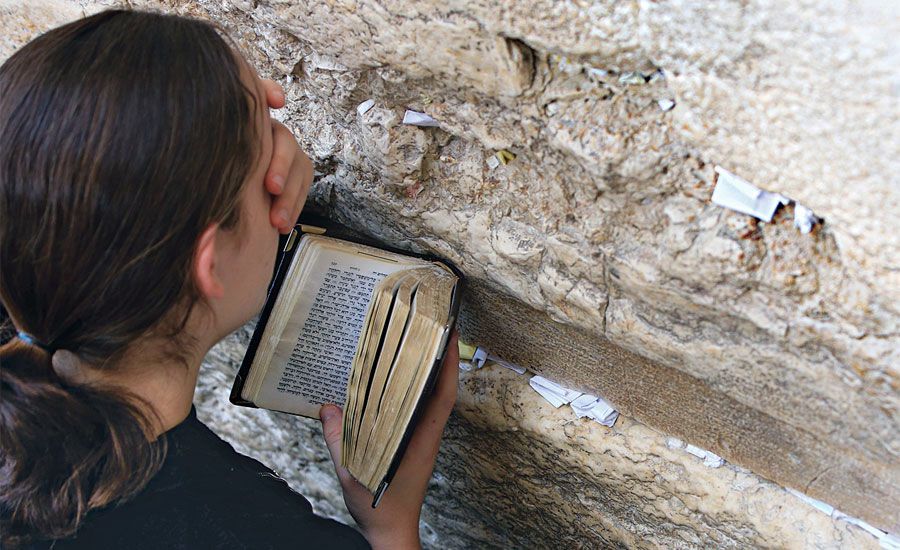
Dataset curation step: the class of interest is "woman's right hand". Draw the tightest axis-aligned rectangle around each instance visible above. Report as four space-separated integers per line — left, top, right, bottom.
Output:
258 78 313 235
319 331 460 550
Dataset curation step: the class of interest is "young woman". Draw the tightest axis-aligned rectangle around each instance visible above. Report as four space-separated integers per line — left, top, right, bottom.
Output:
0 9 458 549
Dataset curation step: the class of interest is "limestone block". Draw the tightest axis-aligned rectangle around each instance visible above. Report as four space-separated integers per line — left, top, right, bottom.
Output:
456 276 899 535
0 0 84 61
167 0 895 529
432 365 883 549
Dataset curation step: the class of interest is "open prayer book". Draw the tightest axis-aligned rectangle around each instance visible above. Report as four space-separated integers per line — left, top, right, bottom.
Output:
230 224 462 506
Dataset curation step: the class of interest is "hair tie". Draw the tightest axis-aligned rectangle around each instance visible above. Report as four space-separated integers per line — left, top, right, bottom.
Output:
17 331 55 353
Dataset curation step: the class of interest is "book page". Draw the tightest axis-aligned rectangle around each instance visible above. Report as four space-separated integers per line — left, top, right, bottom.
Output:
350 271 422 466
252 242 417 416
282 263 379 401
343 270 411 459
340 267 457 490
355 270 453 488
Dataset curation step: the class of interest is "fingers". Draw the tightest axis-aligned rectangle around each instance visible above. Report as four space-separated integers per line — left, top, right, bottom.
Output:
261 78 285 109
319 404 354 486
433 330 459 411
265 120 294 196
404 331 459 461
267 121 312 234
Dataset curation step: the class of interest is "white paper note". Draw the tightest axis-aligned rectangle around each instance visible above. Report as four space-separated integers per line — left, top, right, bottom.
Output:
489 355 526 374
793 203 817 233
472 347 488 369
402 109 439 127
529 375 583 408
657 99 676 111
570 394 619 427
667 438 725 468
712 166 788 222
684 444 725 468
356 99 375 115
787 488 834 515
789 490 900 548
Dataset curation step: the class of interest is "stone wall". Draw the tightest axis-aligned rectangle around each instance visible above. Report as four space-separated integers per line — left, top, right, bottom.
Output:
3 0 897 546
195 329 883 549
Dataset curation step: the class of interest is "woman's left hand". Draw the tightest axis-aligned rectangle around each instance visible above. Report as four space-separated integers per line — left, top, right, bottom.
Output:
260 79 313 234
319 330 460 549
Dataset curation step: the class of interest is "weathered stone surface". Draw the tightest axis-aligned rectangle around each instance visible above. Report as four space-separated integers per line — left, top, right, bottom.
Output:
0 0 83 60
196 328 883 549
456 276 899 536
155 0 895 529
437 365 883 549
3 0 898 542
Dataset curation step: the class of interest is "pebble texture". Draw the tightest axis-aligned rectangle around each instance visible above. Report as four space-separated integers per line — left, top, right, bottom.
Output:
2 0 897 544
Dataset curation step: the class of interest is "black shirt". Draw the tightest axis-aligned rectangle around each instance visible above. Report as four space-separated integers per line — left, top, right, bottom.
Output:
32 407 370 549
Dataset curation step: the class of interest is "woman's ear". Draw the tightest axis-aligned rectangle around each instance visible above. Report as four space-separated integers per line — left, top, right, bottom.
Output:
194 223 225 300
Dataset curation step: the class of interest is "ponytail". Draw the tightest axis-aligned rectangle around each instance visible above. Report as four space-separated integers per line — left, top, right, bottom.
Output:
0 337 165 547
0 8 258 546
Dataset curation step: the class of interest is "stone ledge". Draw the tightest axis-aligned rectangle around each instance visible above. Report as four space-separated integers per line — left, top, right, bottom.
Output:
429 364 882 549
456 277 899 532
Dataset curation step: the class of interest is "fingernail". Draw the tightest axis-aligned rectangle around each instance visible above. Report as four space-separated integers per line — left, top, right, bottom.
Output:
320 404 338 421
272 175 285 191
278 208 290 226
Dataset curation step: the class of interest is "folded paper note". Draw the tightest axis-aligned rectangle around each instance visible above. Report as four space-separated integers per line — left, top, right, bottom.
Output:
657 99 676 111
787 489 900 548
570 394 619 427
402 110 439 127
793 203 818 234
458 361 474 371
529 375 582 408
488 355 526 374
471 347 488 369
711 166 788 222
530 376 621 426
357 99 375 115
666 438 725 468
788 488 835 515
685 444 725 468
618 71 646 85
495 149 517 165
458 341 477 361
456 341 526 374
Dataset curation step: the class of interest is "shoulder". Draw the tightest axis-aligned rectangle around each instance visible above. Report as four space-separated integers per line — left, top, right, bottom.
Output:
33 411 370 550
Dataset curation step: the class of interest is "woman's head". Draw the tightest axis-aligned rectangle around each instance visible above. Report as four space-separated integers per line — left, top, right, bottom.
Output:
0 9 279 544
0 8 273 362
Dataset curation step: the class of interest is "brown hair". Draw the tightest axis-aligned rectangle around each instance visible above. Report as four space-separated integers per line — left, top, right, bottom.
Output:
0 10 259 546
